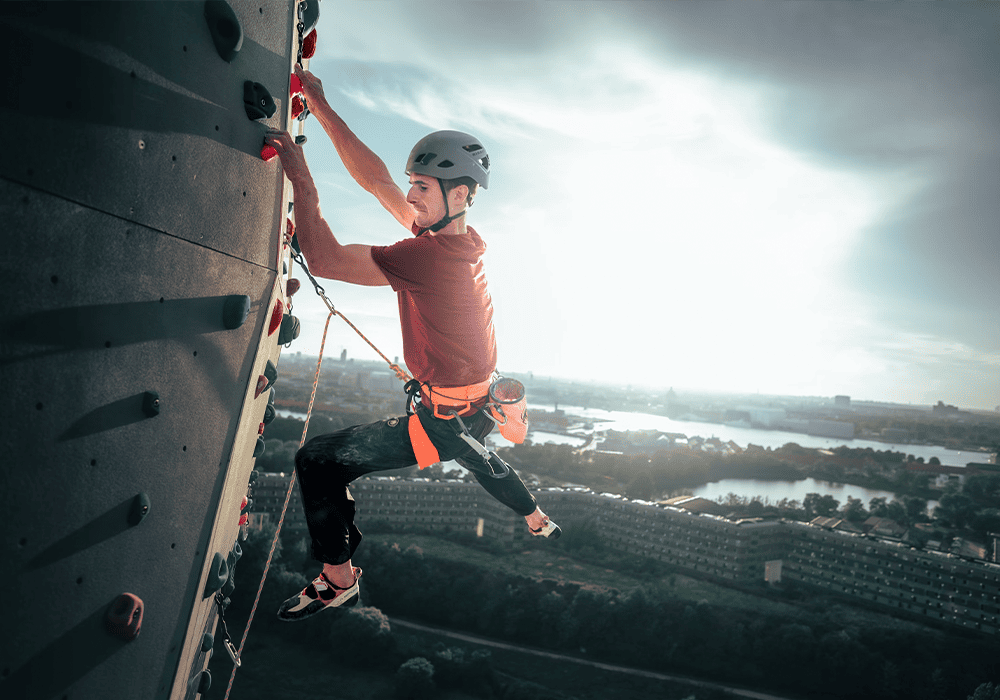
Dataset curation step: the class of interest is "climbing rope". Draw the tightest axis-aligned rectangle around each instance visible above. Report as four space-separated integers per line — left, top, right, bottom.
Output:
291 249 412 383
223 309 334 700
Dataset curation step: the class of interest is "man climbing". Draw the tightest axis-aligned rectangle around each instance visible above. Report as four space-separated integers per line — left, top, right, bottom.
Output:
264 65 560 622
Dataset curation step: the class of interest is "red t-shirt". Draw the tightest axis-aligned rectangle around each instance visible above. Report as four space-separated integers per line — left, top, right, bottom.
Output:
370 224 497 387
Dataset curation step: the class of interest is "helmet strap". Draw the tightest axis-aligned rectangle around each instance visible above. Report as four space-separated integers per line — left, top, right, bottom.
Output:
428 178 466 233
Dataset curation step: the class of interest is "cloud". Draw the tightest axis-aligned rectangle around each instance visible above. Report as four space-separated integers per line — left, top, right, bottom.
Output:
301 2 1000 408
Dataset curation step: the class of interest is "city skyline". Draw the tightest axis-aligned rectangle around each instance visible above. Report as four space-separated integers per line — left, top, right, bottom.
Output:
285 2 1000 410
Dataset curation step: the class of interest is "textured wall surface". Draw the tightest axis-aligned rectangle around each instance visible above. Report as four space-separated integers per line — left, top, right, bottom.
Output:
0 2 297 698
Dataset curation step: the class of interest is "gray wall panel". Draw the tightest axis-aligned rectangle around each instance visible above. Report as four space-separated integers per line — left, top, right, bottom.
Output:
0 1 292 267
1 177 280 699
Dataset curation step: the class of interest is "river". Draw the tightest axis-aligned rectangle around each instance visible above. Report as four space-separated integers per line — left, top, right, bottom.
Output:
525 403 989 467
278 405 971 510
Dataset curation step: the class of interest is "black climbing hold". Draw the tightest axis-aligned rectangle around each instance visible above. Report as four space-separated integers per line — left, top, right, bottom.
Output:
201 632 215 653
253 436 265 458
222 294 251 330
268 386 275 405
243 81 276 120
264 359 278 385
299 0 320 35
263 403 276 424
197 670 212 694
221 543 242 599
294 134 307 145
105 593 144 641
204 1 243 62
142 391 161 418
128 492 151 526
205 552 229 596
278 315 300 345
250 469 259 483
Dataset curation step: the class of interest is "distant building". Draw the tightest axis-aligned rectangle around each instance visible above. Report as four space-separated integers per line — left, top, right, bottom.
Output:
834 395 851 408
932 401 961 417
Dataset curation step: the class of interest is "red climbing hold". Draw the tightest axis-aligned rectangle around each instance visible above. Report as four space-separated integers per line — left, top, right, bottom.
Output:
254 375 268 398
268 298 283 335
291 95 305 120
287 278 301 297
302 29 317 59
106 593 144 641
290 72 303 96
284 218 295 246
261 144 278 162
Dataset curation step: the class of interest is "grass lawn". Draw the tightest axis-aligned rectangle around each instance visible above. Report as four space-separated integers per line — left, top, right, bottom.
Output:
365 532 803 615
219 625 733 700
222 630 489 700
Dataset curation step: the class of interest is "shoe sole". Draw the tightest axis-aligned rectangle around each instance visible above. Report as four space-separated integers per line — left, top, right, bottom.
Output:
531 523 562 539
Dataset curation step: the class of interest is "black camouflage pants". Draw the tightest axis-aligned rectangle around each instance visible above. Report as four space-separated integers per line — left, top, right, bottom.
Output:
294 403 538 564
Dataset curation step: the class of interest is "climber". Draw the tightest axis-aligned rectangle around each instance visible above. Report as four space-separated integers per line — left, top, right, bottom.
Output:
263 65 560 621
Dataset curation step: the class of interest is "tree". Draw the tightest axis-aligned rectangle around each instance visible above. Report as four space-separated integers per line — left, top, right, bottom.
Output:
869 497 889 518
885 500 908 524
903 495 929 522
970 509 1000 539
936 491 976 529
969 682 1000 700
841 496 867 522
805 493 840 517
329 606 394 667
395 657 436 700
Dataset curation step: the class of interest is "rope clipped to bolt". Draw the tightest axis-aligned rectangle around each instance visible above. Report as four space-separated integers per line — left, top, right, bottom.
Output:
223 309 334 700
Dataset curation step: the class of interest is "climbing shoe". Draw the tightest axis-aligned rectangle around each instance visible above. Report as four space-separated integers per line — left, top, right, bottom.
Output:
277 567 361 622
530 518 562 539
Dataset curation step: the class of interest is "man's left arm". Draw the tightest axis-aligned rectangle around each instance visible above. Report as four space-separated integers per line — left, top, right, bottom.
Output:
264 129 388 286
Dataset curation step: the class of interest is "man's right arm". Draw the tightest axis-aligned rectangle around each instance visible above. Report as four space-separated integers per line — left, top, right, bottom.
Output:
296 67 415 230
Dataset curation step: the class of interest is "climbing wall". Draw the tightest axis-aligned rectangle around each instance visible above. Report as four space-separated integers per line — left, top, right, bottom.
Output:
0 2 312 698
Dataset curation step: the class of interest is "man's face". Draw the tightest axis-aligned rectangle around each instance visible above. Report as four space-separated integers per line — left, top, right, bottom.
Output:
407 174 445 229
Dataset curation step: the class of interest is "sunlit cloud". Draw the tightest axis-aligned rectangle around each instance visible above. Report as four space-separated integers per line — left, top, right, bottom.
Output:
293 2 1000 409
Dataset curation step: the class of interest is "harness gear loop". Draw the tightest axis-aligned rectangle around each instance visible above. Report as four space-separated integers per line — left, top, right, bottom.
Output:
223 309 334 700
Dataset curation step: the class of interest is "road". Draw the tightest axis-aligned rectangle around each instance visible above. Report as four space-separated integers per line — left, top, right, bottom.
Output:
389 617 801 700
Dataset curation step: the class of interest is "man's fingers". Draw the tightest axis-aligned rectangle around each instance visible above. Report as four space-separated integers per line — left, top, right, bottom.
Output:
264 129 294 149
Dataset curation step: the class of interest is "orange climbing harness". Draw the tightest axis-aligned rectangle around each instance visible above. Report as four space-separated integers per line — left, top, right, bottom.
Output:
406 376 529 469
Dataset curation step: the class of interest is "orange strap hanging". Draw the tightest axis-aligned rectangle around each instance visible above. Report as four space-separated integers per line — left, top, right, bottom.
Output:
408 414 441 468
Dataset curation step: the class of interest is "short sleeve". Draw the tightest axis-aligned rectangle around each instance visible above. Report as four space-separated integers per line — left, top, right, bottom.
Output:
370 236 437 292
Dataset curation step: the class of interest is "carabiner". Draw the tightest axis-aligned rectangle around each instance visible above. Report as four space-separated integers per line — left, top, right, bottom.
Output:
449 410 510 479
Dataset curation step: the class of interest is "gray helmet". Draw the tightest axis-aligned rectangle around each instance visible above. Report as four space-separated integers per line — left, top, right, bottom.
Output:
406 130 490 189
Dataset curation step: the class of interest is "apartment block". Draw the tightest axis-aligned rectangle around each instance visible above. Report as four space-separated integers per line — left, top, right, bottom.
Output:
248 475 1000 635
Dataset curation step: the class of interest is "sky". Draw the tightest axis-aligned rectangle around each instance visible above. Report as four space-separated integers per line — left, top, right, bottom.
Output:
285 1 1000 410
